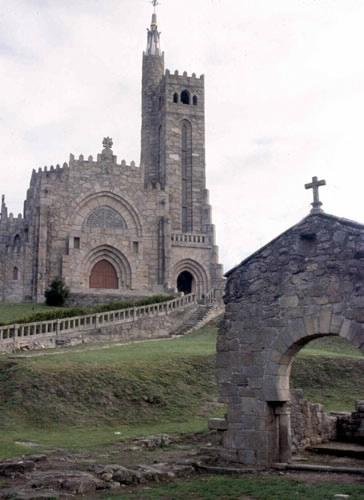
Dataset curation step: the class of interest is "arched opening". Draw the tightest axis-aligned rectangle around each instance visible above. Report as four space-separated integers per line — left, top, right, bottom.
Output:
173 259 209 299
177 271 194 294
193 95 198 105
173 92 179 103
265 329 364 465
89 259 118 289
13 267 19 281
180 90 190 105
13 234 21 253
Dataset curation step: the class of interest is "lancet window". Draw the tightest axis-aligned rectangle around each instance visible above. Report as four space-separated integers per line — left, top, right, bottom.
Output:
181 120 193 233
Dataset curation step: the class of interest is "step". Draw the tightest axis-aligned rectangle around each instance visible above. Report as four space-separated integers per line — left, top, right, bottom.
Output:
308 442 364 459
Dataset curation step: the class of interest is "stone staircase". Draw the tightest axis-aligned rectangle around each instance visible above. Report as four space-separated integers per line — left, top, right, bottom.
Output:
171 302 224 337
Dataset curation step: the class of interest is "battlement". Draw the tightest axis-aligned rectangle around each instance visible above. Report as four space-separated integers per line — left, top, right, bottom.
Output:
69 153 140 171
31 163 69 181
7 213 23 222
165 69 204 88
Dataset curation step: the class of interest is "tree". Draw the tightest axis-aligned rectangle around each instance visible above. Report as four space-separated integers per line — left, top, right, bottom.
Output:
44 277 70 306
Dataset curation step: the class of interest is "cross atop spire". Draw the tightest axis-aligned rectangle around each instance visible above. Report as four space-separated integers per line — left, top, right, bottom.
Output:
305 176 326 214
146 0 161 55
152 0 159 13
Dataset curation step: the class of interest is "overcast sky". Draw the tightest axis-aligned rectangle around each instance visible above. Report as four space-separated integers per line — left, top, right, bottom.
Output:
1 0 364 271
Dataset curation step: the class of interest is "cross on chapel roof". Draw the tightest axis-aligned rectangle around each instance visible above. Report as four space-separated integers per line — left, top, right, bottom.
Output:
305 176 326 214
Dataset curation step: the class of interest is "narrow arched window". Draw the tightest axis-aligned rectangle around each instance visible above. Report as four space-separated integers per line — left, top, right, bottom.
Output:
13 234 21 253
158 124 163 186
193 95 198 106
13 267 19 280
173 92 178 103
181 90 190 105
181 120 193 232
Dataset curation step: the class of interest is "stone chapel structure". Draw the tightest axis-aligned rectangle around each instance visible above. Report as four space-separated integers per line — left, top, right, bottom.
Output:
0 9 223 304
215 180 364 466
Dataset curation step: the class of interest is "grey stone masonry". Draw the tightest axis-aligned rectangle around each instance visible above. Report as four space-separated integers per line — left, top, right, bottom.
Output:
217 212 364 467
0 10 223 304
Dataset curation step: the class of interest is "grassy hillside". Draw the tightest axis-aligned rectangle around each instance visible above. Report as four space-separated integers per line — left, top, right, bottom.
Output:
0 323 362 459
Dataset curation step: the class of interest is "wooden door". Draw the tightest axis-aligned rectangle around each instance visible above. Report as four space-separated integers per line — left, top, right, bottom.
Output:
89 259 118 289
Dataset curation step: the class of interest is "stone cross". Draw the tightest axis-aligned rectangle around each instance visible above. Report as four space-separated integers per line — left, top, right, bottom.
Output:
102 137 113 150
305 176 326 214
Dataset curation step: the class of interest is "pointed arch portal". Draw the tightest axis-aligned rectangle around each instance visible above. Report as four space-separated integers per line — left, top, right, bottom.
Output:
89 259 118 289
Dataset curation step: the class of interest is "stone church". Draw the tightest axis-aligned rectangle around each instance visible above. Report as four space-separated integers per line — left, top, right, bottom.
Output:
0 10 223 304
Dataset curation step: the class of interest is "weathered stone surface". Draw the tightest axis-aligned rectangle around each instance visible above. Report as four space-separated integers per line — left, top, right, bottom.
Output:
29 470 104 494
290 389 336 451
217 212 364 467
336 400 364 444
0 460 35 477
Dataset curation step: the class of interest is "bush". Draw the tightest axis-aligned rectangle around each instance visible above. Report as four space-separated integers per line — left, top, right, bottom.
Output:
44 278 70 307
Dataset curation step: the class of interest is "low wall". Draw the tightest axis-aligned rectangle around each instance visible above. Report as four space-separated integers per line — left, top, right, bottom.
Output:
0 294 197 353
336 401 364 444
290 389 336 452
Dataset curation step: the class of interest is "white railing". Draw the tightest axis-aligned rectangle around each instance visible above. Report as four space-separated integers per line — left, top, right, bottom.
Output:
171 232 210 246
0 294 196 348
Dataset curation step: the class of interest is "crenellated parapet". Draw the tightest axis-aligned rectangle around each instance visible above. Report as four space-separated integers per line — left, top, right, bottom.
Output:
165 69 204 88
68 153 140 172
29 163 70 185
68 138 141 173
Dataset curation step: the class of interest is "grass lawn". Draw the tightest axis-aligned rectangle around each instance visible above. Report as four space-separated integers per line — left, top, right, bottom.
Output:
0 323 362 459
103 475 364 500
0 303 63 324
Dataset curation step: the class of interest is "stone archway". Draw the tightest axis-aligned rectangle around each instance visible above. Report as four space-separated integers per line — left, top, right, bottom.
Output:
177 270 194 294
173 259 209 299
83 245 132 290
217 213 364 467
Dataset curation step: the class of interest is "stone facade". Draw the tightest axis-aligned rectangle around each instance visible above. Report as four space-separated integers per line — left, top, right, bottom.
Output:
217 212 364 466
0 12 222 304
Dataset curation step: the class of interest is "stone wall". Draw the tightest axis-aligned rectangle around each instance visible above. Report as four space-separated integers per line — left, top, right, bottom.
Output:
290 389 336 452
209 389 337 456
336 401 364 444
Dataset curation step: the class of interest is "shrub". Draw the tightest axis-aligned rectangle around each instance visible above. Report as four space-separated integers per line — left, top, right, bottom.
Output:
44 278 70 307
0 294 175 326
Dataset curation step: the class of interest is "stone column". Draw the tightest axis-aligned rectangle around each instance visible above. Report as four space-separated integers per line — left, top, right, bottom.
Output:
275 403 292 463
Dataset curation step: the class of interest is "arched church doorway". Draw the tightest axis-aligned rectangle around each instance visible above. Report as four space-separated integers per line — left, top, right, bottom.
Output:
177 271 194 294
89 259 118 289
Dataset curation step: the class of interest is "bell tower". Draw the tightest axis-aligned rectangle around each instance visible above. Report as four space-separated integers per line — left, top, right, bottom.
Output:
141 3 164 187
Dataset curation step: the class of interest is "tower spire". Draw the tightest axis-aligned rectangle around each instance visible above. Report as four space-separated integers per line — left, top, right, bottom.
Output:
146 0 161 55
